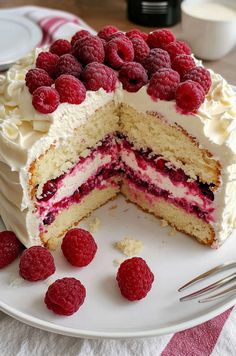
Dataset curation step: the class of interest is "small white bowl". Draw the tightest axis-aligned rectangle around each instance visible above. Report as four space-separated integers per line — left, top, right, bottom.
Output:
181 0 236 60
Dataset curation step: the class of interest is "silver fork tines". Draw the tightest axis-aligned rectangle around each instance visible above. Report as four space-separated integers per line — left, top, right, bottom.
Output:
199 284 236 303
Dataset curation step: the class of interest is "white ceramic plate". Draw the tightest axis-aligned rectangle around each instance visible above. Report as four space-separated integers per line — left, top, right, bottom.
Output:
0 195 236 339
0 15 42 70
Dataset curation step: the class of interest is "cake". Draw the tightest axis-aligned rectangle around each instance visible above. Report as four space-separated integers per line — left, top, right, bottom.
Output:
0 26 236 249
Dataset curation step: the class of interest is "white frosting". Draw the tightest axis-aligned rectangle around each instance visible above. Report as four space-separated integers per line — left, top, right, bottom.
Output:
0 49 236 247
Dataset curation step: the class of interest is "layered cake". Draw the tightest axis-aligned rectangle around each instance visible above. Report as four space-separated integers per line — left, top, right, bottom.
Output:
0 26 235 249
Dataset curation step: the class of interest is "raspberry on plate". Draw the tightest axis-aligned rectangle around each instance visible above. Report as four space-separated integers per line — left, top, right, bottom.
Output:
73 35 105 65
45 277 86 316
55 74 86 104
147 29 176 49
36 51 59 78
119 62 148 92
143 48 171 77
176 80 205 113
147 68 180 100
50 39 72 57
71 30 91 46
82 62 117 92
183 66 212 94
172 54 196 79
105 36 134 69
116 257 154 301
55 54 82 78
126 29 148 41
98 25 119 41
32 87 60 114
19 246 55 281
165 40 191 61
130 37 150 63
61 228 97 267
0 231 22 269
25 68 53 94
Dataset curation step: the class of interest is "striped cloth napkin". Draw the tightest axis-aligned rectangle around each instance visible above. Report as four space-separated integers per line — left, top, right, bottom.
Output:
0 6 235 356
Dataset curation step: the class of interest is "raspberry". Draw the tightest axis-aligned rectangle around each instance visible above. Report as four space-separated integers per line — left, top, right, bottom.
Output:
36 51 59 77
19 246 55 281
73 35 105 65
147 29 176 49
176 80 205 113
61 228 97 267
126 29 148 41
172 54 196 79
130 37 150 63
55 75 86 104
143 48 171 77
25 68 53 94
55 54 82 78
147 68 180 100
116 257 154 301
71 30 91 46
98 25 119 41
50 39 72 57
32 87 60 114
165 40 191 61
0 231 22 268
105 36 134 69
38 180 57 202
82 62 117 92
44 277 86 316
183 66 212 94
108 32 126 41
119 62 148 92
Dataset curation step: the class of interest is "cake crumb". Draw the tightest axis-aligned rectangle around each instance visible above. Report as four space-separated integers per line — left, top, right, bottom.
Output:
169 228 177 236
123 208 129 212
109 204 117 210
113 258 125 267
160 219 168 227
87 217 101 233
115 237 143 257
47 237 59 250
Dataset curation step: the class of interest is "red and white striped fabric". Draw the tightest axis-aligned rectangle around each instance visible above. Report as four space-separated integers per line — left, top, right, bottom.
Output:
0 6 235 355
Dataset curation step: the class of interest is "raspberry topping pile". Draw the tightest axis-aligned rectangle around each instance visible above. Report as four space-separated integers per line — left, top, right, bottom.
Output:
36 51 59 77
119 62 148 92
71 30 91 46
55 75 86 104
98 25 119 41
184 66 212 94
143 48 171 77
73 35 105 65
0 231 22 268
105 36 134 69
26 68 53 94
165 40 191 60
61 228 97 267
82 62 117 92
45 277 86 315
32 87 60 114
172 54 196 79
50 39 72 57
147 68 180 100
147 29 176 49
126 29 148 41
116 257 154 301
176 80 205 113
130 36 150 63
19 246 55 281
55 54 82 78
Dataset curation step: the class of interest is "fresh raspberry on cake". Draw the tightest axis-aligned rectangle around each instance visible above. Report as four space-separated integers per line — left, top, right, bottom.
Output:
55 74 86 104
108 32 126 41
61 228 97 267
176 80 205 113
172 54 196 79
73 35 105 65
116 257 154 301
165 40 191 61
105 36 134 69
55 54 82 78
71 30 91 46
19 246 55 281
50 39 72 57
25 68 53 94
36 51 59 78
44 277 86 315
143 48 171 77
82 62 117 92
126 29 148 41
119 62 148 92
98 25 119 41
32 87 60 114
130 36 150 63
147 29 176 49
0 231 22 268
184 66 212 94
147 68 180 100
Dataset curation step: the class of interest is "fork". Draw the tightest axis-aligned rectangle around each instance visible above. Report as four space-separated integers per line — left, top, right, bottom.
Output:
178 261 236 303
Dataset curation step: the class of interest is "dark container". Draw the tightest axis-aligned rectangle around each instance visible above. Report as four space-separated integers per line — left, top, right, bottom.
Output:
127 0 182 27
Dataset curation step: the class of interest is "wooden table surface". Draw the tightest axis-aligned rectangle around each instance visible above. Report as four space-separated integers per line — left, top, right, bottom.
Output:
0 0 235 83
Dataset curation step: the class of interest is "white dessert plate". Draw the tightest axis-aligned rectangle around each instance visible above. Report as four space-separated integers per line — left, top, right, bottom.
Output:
0 195 236 339
0 15 42 71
